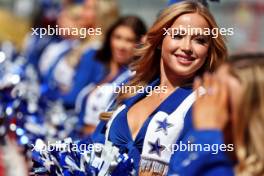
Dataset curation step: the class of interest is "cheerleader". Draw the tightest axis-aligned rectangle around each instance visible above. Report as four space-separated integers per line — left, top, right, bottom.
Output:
168 53 264 176
92 1 227 175
39 0 119 108
76 16 147 135
23 0 60 76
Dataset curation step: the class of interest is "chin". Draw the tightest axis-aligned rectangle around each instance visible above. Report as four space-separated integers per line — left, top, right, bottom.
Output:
170 67 195 77
177 72 195 78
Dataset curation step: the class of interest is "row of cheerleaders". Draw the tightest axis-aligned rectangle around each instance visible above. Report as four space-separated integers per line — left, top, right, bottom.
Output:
2 36 138 175
1 49 213 176
0 1 232 176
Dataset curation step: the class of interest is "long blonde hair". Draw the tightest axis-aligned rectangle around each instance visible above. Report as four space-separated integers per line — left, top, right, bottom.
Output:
229 54 264 176
100 0 227 120
65 0 119 68
119 0 227 101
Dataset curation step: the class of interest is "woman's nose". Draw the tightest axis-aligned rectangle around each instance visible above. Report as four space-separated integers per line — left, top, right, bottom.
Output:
181 38 192 54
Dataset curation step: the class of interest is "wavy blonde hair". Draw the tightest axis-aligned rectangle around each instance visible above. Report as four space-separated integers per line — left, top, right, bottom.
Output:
229 54 264 176
65 0 119 68
118 0 227 101
100 0 227 120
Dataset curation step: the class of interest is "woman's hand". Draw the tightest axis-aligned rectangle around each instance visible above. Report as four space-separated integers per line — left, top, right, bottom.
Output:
193 73 229 130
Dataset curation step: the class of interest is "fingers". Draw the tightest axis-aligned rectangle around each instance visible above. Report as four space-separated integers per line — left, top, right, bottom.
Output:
194 77 202 99
211 74 228 106
203 73 220 99
193 77 202 90
192 72 230 130
194 73 225 101
203 72 212 90
209 74 219 98
201 72 216 98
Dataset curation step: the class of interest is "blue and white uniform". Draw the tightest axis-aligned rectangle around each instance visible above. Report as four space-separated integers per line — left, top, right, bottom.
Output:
92 78 205 175
34 78 235 176
38 39 78 77
76 67 133 127
40 41 104 108
24 34 61 76
167 129 235 176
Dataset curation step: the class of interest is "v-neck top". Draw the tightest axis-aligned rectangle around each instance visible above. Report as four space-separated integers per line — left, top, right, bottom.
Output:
107 79 193 171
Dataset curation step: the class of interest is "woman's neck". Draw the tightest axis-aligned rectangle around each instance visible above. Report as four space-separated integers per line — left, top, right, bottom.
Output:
159 59 193 93
101 59 121 83
109 59 121 75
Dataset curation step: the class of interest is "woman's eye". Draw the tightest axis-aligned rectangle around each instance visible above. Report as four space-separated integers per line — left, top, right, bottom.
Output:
113 34 121 40
195 37 208 45
172 34 183 39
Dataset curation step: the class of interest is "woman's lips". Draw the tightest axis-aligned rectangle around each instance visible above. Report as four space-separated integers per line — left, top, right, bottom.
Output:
174 54 195 65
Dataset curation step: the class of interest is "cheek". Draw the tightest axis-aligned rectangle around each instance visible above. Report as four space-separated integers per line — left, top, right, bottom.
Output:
192 43 209 59
125 43 135 53
161 37 175 62
161 36 176 53
110 43 117 57
120 43 135 60
85 12 95 22
110 37 118 50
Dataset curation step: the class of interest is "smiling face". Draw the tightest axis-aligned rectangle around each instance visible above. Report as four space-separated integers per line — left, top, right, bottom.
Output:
161 13 210 78
110 25 136 65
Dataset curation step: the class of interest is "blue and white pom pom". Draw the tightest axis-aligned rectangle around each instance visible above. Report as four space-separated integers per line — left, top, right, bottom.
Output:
31 139 135 176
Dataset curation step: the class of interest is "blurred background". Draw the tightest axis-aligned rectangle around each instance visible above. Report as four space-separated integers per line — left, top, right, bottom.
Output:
0 0 263 53
0 0 263 175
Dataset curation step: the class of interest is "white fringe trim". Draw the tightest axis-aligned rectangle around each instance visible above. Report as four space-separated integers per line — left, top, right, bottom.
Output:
139 157 168 175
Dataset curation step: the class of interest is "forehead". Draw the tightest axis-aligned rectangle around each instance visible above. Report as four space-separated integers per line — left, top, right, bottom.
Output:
113 25 136 38
170 13 210 29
